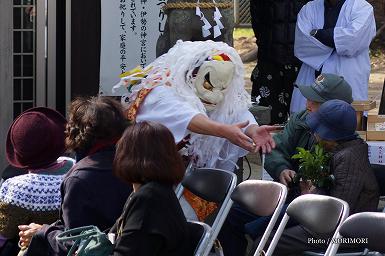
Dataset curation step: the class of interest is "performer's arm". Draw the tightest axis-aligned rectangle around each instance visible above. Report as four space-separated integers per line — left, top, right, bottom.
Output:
188 114 276 153
188 114 256 152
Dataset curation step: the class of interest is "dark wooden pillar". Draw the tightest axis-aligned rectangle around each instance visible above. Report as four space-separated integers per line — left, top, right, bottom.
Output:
70 0 101 98
379 78 385 115
56 0 66 115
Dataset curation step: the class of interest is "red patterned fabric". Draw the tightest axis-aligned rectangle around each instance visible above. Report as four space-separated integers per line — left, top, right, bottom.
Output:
126 88 153 121
183 189 218 222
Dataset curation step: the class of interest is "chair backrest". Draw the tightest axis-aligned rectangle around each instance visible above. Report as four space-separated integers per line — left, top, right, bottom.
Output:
58 156 76 165
231 180 287 256
1 165 25 181
266 194 350 256
337 212 385 254
180 168 237 256
231 180 286 216
0 156 75 185
287 194 347 234
187 221 212 256
182 168 235 203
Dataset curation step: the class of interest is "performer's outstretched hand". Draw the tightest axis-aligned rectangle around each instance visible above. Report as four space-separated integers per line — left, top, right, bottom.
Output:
219 120 257 152
188 114 276 152
245 125 277 153
188 115 256 152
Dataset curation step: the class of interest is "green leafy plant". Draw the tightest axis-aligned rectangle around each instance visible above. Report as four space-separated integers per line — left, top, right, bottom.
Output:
292 144 334 189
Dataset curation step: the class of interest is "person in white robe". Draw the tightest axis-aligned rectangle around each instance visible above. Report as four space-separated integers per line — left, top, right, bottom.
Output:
290 0 376 113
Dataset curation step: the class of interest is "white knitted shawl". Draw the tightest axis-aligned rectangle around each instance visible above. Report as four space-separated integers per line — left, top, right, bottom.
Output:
0 173 63 211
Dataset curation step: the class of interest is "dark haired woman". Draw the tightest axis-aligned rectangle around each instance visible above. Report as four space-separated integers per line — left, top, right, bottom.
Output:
19 97 132 255
110 121 196 256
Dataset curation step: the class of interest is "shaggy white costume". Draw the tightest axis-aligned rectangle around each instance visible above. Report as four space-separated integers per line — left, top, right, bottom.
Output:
117 40 257 170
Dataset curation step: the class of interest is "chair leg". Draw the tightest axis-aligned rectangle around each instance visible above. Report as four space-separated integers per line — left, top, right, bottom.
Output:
235 157 244 184
265 214 290 256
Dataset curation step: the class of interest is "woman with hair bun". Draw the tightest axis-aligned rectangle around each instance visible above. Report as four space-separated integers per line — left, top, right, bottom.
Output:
19 97 132 256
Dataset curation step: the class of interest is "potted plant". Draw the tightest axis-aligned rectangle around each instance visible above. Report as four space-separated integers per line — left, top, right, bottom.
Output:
291 144 334 191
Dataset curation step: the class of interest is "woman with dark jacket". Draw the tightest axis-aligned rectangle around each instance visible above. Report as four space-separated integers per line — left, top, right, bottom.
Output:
110 121 197 256
19 97 132 256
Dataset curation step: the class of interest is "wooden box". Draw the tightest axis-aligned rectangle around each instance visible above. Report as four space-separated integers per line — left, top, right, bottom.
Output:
352 101 376 131
352 100 376 112
357 131 367 141
367 108 385 141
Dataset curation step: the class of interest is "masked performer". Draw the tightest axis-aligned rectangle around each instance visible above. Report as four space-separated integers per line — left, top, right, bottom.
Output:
115 40 276 221
116 40 275 170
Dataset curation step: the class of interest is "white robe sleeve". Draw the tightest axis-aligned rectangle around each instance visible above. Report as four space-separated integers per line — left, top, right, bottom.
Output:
294 2 334 70
334 1 376 57
136 86 202 143
243 110 258 128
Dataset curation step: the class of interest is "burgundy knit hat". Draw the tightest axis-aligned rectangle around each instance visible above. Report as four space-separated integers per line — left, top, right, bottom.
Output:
6 107 67 169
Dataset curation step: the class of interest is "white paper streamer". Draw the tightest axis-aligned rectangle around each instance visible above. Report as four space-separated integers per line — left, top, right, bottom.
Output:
195 0 225 38
213 3 224 38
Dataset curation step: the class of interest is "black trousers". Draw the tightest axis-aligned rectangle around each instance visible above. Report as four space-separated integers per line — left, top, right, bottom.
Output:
251 61 300 125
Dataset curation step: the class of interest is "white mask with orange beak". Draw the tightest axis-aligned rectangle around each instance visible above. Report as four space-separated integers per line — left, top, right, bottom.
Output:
193 58 235 111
